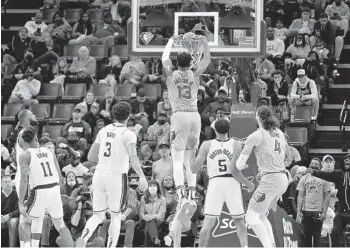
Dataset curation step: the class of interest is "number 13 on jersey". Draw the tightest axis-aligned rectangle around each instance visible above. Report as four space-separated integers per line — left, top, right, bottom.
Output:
177 85 192 99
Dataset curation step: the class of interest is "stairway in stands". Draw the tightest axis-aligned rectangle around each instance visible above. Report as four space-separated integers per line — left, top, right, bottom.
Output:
309 35 350 167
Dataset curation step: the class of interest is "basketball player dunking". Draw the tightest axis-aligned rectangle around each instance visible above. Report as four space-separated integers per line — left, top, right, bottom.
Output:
161 34 210 202
235 106 291 248
15 109 39 248
18 127 74 248
191 119 254 248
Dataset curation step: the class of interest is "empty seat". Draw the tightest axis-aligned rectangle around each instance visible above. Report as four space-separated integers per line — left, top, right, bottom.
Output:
1 103 25 123
285 127 309 160
41 8 59 24
4 64 18 79
1 124 14 142
112 45 128 59
62 84 87 103
91 84 110 100
63 45 81 60
87 9 104 23
64 9 82 24
89 45 108 61
29 104 51 122
42 125 63 140
143 84 161 100
49 104 75 124
37 83 62 103
115 85 136 100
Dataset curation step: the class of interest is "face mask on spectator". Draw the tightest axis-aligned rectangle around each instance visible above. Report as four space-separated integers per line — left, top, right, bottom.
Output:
296 40 302 46
25 53 34 62
67 136 78 144
148 186 157 196
158 119 166 125
67 180 76 187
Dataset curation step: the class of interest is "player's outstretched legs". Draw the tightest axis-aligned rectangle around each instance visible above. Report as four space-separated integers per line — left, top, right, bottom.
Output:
233 217 248 248
52 218 74 247
30 217 44 247
76 211 106 248
184 149 197 200
198 216 216 248
19 220 31 248
261 213 276 247
245 210 274 248
172 147 186 199
107 212 122 248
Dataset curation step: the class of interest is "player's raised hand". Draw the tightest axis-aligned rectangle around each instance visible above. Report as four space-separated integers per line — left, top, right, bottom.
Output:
246 181 255 193
138 176 148 194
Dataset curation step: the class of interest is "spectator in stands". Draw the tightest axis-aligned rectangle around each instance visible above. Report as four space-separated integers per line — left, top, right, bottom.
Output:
139 179 166 246
44 11 72 52
69 11 95 45
264 0 285 26
8 68 40 106
157 89 172 121
297 158 331 247
284 134 302 167
2 27 32 68
307 154 350 247
24 13 48 40
311 12 344 62
1 144 11 170
146 111 170 145
12 48 41 81
62 106 92 143
120 57 146 88
302 51 325 90
1 174 19 247
253 56 276 83
62 152 89 183
31 32 60 70
197 87 207 116
92 12 126 47
152 141 173 185
99 55 123 91
61 171 79 197
98 88 118 125
91 119 105 142
69 46 96 89
142 58 166 87
267 70 289 106
127 114 143 138
266 27 285 59
43 141 55 155
312 38 330 62
274 19 288 41
109 0 131 32
325 0 350 38
161 175 178 220
79 92 97 115
286 33 311 60
131 88 156 131
288 69 319 120
287 6 315 41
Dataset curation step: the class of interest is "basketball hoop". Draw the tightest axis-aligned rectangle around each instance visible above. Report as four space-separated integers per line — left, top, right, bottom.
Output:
173 35 204 69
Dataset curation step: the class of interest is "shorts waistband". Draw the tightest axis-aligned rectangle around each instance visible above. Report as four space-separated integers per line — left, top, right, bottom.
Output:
210 174 233 180
260 170 287 177
33 182 59 190
173 109 198 114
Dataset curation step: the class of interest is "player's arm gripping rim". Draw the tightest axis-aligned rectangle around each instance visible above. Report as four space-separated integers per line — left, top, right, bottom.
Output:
236 131 263 171
230 141 255 192
18 151 31 214
190 141 210 174
194 36 211 75
126 142 148 192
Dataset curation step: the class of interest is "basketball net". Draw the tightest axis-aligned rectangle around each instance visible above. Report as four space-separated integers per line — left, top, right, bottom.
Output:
173 36 204 69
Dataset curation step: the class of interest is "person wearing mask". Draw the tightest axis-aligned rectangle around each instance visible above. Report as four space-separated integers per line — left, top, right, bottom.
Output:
288 69 319 121
62 106 92 143
286 33 311 60
266 70 289 106
152 142 173 185
2 27 32 68
297 158 332 247
307 154 350 247
11 49 40 82
98 88 118 125
1 174 19 247
266 27 285 60
24 13 48 39
139 180 166 246
8 68 40 106
61 171 79 197
146 112 171 145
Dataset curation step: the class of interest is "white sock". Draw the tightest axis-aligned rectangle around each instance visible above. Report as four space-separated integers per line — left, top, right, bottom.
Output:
108 213 122 247
23 242 31 248
172 148 185 189
82 214 104 243
20 241 24 248
31 239 40 248
261 216 275 246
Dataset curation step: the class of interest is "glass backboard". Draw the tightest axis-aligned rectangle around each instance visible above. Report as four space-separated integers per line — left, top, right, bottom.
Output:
127 0 266 58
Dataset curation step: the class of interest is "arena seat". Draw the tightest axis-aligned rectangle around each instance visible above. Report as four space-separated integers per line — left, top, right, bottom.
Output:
4 64 18 79
89 45 108 61
87 9 104 23
295 106 313 122
63 45 81 60
49 104 75 124
115 84 136 100
90 84 110 100
61 83 87 103
37 83 62 103
28 104 51 123
143 84 161 100
285 127 309 161
1 124 14 142
42 125 64 140
1 103 25 123
41 8 59 24
111 45 128 60
63 9 82 25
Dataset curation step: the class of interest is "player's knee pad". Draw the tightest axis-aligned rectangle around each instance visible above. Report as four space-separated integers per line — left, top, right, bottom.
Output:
245 210 261 226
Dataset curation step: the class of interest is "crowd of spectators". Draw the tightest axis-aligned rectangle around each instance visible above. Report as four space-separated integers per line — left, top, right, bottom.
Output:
1 0 350 247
